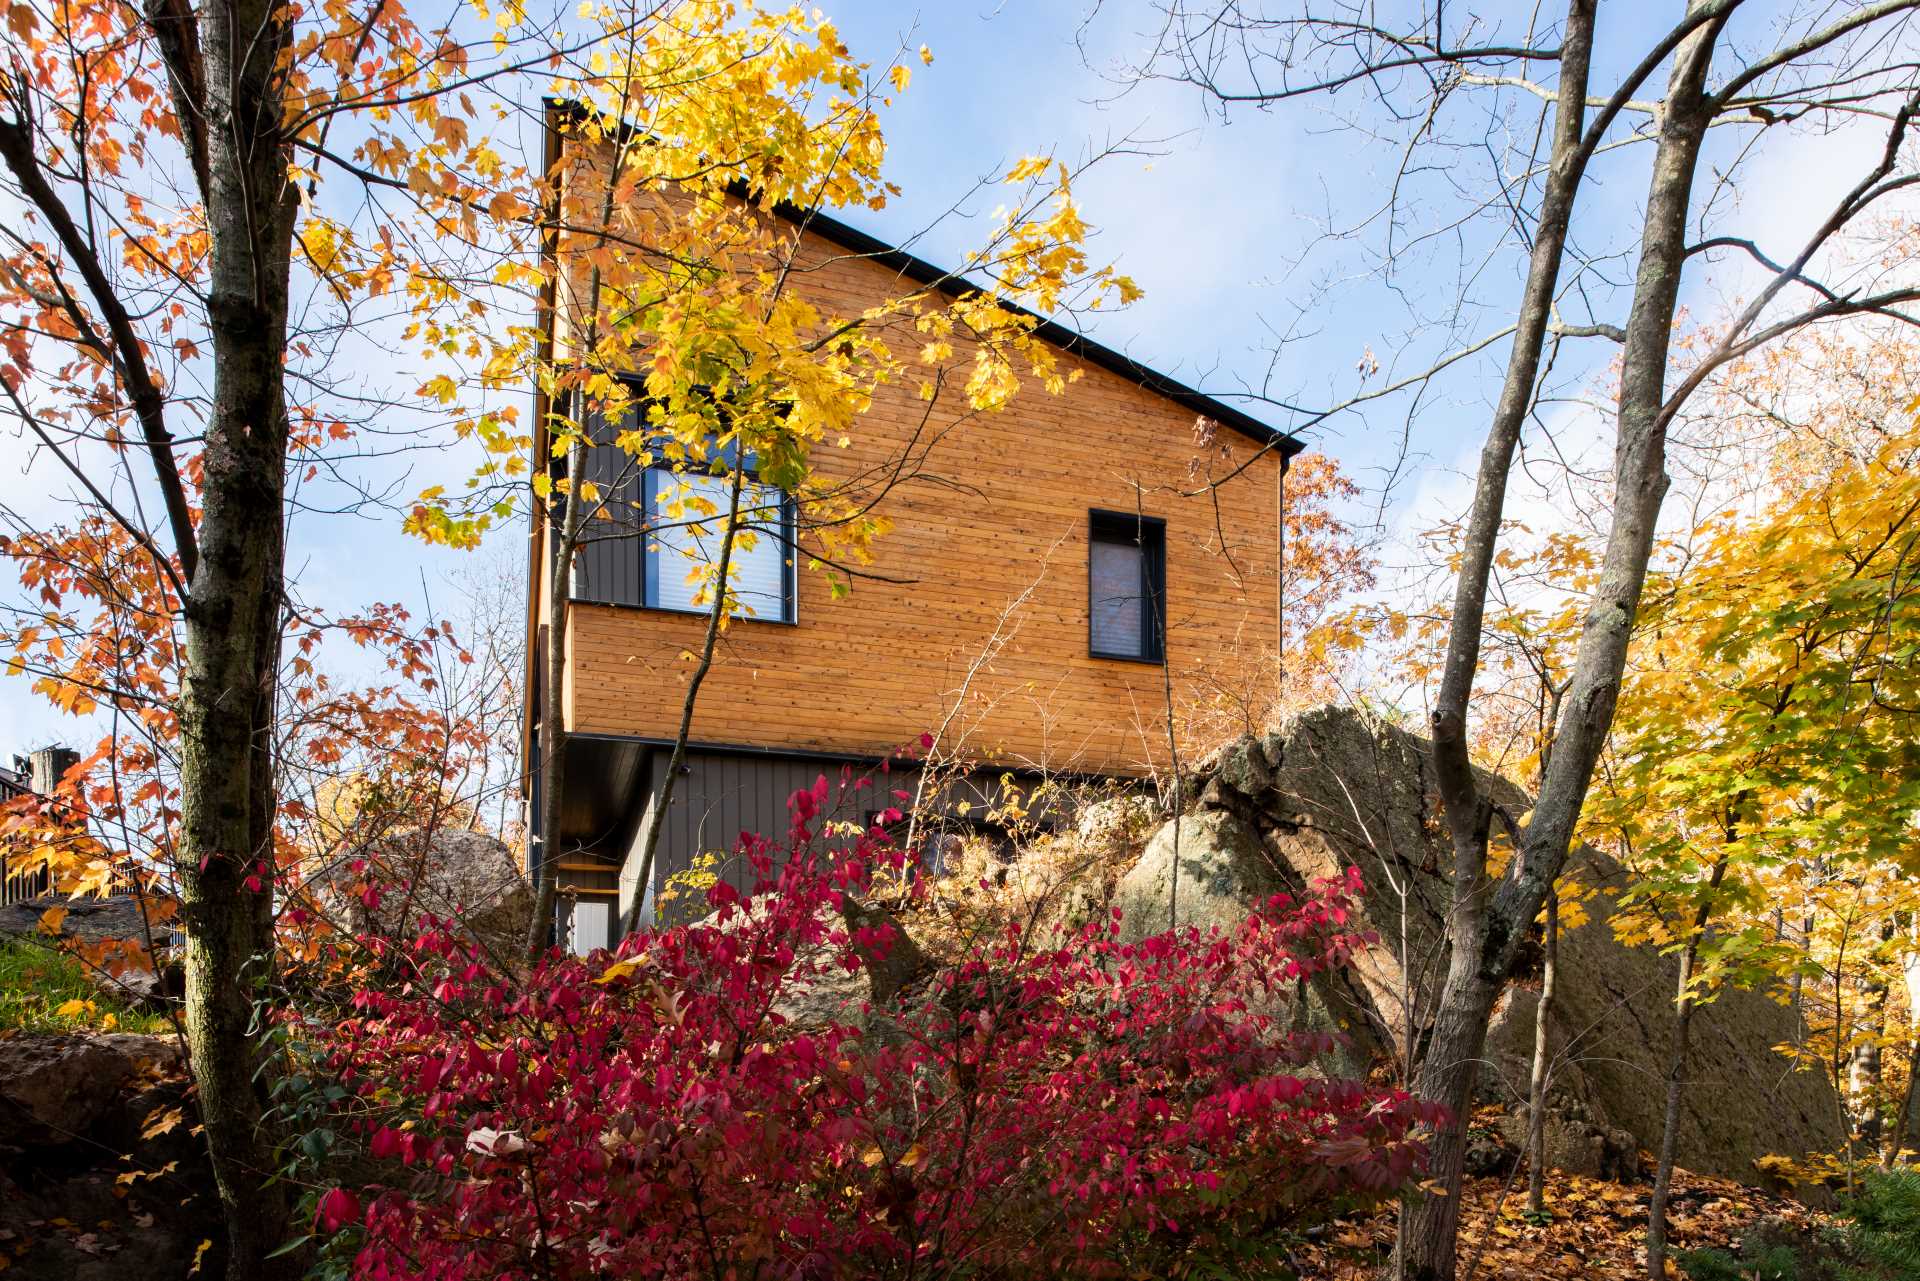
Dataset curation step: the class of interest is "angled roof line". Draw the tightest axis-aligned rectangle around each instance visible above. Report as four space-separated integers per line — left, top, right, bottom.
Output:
542 99 1302 461
764 202 1302 459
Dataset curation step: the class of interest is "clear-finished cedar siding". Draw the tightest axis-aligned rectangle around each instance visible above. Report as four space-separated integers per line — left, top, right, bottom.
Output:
533 128 1292 786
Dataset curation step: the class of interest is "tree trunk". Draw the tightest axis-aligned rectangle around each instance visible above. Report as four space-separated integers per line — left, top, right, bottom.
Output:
528 474 583 958
1527 889 1559 1215
1646 857 1730 1279
1395 0 1596 1269
1791 910 1814 1040
620 460 749 938
1893 923 1920 1163
1645 956 1696 1280
1893 1051 1920 1166
176 0 301 1271
1399 6 1725 1277
1849 922 1894 1160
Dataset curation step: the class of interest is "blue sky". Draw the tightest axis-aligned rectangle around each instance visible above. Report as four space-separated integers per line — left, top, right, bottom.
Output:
820 1 1893 505
1 0 1907 754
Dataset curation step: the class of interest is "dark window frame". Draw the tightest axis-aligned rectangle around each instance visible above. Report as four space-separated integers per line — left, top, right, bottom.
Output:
563 385 799 626
639 460 798 624
1086 508 1166 664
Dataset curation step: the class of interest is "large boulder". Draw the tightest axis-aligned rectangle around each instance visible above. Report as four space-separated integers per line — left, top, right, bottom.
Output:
0 1035 137 1149
0 1032 185 1149
1117 705 1844 1185
0 895 164 947
1114 806 1384 1077
1113 810 1271 938
314 826 531 960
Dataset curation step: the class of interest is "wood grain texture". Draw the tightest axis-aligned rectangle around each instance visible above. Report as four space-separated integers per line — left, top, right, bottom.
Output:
544 155 1285 779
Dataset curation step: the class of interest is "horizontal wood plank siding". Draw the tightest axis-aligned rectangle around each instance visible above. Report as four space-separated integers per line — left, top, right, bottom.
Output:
555 163 1283 779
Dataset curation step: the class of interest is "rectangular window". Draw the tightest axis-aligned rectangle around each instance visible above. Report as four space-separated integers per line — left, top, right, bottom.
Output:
1088 510 1165 663
564 391 796 623
644 464 795 623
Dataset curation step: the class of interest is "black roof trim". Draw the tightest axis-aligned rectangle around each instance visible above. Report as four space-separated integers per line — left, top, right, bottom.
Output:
544 99 1301 461
567 730 1147 785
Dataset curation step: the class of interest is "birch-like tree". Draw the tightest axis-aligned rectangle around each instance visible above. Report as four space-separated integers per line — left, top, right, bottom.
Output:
1106 3 1920 1276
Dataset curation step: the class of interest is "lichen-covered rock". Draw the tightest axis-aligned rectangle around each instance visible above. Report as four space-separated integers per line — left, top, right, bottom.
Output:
1148 705 1844 1185
314 826 531 960
0 895 163 947
0 1035 134 1149
87 963 183 1012
1114 810 1272 939
1074 795 1160 853
1493 1099 1639 1183
0 1032 182 1151
0 1033 218 1279
1195 735 1274 807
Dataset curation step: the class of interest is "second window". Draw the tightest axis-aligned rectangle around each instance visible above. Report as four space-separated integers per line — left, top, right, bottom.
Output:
1088 510 1166 663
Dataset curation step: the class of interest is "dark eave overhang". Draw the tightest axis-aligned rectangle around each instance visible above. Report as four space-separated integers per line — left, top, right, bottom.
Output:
542 98 1302 461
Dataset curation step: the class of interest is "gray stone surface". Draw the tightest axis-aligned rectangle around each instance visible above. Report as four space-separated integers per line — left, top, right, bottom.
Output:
0 1032 218 1279
0 1035 133 1149
1118 705 1844 1185
0 1032 180 1150
1113 810 1272 938
314 826 531 960
0 895 161 947
1074 795 1160 852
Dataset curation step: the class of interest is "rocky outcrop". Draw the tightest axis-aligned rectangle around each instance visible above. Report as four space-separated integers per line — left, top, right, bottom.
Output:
1112 810 1269 938
0 1032 221 1279
0 895 165 948
1115 705 1844 1185
0 1034 177 1149
312 826 532 960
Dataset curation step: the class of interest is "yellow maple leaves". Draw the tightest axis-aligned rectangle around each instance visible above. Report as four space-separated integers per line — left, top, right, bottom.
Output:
375 0 1143 581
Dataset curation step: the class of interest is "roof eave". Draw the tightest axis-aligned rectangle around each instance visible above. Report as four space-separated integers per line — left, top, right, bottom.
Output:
540 98 1302 462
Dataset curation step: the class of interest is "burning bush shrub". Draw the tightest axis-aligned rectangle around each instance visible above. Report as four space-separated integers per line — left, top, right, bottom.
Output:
314 777 1436 1279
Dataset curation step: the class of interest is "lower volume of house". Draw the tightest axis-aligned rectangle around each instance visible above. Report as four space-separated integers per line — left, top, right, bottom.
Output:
540 734 1110 953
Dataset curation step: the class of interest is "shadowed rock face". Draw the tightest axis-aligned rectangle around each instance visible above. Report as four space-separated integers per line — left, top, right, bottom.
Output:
1115 705 1843 1184
0 1033 220 1279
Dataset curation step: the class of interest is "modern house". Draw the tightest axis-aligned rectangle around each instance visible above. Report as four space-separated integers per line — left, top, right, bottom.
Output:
523 106 1303 950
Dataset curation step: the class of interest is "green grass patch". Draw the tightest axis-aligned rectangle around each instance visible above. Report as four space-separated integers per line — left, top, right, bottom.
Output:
0 937 174 1035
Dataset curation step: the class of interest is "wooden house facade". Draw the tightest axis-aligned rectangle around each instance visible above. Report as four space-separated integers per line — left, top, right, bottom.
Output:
524 107 1301 949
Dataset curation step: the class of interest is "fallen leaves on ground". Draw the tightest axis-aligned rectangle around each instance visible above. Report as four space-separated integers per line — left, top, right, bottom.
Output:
1295 1163 1828 1280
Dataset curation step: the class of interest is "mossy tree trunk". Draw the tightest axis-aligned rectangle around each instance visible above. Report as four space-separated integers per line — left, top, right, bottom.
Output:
174 0 302 1271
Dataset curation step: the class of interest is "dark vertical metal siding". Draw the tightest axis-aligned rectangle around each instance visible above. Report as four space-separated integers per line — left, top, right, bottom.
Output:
629 749 1095 922
572 440 645 606
644 752 885 903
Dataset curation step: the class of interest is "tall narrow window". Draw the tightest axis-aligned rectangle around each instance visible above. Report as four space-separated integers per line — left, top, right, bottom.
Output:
565 386 797 622
644 443 796 623
1088 510 1165 662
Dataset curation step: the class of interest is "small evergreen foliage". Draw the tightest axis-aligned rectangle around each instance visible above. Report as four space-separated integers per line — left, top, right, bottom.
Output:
1677 1243 1801 1281
1840 1167 1920 1279
1678 1169 1920 1281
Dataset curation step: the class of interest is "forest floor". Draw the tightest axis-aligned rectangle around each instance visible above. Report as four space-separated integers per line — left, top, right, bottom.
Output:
1296 1163 1829 1280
